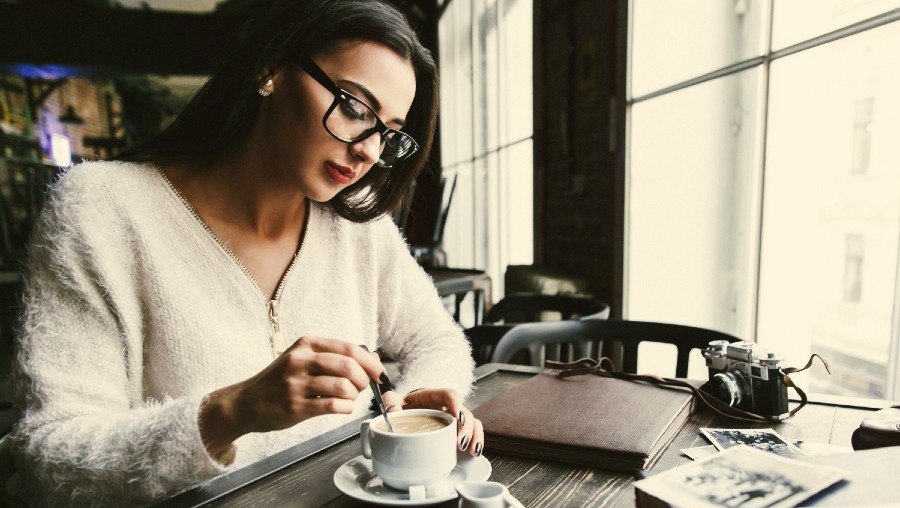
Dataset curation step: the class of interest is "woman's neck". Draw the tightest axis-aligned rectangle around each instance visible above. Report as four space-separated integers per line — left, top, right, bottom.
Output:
162 157 307 241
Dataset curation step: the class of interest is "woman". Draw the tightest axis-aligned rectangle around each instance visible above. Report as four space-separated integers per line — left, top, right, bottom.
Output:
9 0 481 505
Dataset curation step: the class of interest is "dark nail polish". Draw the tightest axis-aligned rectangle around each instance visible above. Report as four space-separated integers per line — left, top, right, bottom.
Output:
458 411 466 425
460 435 470 451
475 442 483 456
378 372 395 392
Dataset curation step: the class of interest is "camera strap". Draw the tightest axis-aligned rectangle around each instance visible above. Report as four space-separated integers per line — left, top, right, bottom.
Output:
545 354 831 424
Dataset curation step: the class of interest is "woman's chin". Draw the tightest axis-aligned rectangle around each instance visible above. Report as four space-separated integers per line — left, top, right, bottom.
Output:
307 186 344 204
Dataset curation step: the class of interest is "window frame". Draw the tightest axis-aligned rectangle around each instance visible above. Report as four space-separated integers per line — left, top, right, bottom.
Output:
622 2 900 400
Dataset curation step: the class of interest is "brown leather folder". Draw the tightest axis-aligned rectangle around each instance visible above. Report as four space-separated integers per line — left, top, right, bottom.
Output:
472 370 695 472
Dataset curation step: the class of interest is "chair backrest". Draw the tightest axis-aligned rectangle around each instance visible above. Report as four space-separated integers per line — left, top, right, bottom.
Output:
484 293 610 324
408 171 457 268
432 171 456 248
465 323 516 366
465 294 609 365
490 318 741 377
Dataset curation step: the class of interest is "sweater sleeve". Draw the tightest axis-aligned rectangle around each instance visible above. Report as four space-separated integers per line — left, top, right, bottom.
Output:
373 220 475 399
10 181 228 506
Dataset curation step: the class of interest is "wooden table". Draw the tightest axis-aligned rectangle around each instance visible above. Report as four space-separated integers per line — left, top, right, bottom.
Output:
426 268 492 325
158 364 879 507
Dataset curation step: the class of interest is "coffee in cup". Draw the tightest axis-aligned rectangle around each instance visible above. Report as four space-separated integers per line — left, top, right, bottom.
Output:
360 408 457 490
372 413 448 434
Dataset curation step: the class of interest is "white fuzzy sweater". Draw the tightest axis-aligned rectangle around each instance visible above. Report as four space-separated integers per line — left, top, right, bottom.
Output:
10 161 474 506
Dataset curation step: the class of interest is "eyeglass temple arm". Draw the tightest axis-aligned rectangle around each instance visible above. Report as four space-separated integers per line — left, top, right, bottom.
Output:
299 57 339 93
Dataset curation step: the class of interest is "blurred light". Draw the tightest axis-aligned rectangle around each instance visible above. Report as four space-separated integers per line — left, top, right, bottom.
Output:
51 133 71 167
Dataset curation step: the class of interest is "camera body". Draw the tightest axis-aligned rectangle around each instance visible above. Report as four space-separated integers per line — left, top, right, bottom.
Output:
701 340 789 420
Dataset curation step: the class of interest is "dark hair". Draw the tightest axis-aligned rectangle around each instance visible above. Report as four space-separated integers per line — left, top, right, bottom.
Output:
117 0 437 223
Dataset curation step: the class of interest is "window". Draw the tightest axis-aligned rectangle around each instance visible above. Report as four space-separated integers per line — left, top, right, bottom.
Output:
844 234 864 303
627 0 900 400
438 0 534 299
851 98 874 175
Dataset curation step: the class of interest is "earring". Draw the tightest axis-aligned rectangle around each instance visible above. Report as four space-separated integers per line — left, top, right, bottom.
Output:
258 79 273 97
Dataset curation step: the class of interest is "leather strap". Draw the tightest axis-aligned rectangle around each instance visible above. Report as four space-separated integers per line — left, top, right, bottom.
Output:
545 354 830 424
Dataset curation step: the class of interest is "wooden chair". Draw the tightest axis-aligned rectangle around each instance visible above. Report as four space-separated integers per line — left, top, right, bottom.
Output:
489 318 741 378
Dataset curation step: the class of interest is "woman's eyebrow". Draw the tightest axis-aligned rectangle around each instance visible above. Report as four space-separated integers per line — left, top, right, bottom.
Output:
339 79 407 126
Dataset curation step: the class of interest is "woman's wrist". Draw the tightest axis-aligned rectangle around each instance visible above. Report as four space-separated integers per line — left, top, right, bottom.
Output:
199 386 243 464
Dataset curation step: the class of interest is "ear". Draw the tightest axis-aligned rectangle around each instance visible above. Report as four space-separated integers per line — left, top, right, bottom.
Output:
258 77 275 96
256 68 276 96
257 66 276 81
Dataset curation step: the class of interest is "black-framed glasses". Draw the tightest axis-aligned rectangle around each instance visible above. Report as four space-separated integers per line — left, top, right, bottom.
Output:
299 57 419 168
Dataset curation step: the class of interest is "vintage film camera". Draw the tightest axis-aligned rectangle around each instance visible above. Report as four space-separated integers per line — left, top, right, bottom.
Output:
701 340 790 420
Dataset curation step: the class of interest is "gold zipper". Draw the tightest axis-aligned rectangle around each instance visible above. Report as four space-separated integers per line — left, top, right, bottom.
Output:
268 250 303 354
157 167 305 355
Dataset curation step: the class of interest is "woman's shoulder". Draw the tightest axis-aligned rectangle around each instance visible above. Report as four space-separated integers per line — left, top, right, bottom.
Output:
48 160 160 204
41 160 164 229
53 160 158 192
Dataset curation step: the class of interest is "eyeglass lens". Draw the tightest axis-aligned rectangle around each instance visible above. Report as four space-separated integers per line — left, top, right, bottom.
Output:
326 96 416 166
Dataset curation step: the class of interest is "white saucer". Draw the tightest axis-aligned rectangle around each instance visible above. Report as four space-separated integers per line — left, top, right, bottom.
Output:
333 451 492 506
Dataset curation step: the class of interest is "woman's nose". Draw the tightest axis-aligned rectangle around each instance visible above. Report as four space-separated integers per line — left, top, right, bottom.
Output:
349 133 383 166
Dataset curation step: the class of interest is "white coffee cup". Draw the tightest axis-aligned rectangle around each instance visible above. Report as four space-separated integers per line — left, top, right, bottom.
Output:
456 481 525 508
360 408 457 491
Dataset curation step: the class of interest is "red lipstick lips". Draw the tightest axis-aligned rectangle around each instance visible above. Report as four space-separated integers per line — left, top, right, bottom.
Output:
326 162 355 185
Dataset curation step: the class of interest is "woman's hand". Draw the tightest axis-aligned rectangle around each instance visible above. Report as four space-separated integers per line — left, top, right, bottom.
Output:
199 336 386 462
382 388 484 458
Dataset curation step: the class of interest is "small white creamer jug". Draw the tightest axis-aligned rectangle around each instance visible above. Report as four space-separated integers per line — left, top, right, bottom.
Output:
456 481 525 508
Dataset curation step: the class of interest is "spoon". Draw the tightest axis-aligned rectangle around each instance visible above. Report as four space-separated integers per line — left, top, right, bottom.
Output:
370 379 395 433
361 345 395 433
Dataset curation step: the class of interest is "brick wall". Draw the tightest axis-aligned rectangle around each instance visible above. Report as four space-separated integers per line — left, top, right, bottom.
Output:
535 0 619 310
1 75 123 162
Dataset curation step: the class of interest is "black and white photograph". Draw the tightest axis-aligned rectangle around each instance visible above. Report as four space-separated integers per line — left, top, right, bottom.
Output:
791 439 853 457
701 428 806 458
681 445 719 461
634 446 846 508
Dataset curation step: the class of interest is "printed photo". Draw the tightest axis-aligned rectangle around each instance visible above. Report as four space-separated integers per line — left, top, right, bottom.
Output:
701 428 806 458
681 445 719 461
791 440 853 457
634 445 846 508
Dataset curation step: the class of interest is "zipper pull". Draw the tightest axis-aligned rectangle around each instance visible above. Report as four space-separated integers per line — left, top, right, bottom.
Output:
268 299 285 354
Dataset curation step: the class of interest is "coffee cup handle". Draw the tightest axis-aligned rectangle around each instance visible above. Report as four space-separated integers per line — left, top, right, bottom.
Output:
360 421 373 459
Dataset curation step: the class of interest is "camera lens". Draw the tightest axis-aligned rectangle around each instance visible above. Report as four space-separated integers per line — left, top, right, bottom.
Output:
709 372 745 407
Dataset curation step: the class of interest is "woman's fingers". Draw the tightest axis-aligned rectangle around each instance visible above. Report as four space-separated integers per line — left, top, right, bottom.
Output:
454 406 484 456
401 389 483 453
456 406 475 451
303 374 362 400
381 390 405 411
402 388 464 412
296 396 358 416
470 416 485 457
299 351 371 391
286 337 387 390
231 336 390 434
